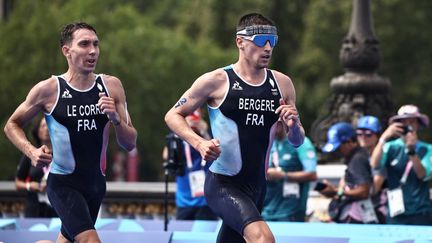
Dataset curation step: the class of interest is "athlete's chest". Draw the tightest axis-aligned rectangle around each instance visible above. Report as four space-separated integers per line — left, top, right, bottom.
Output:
51 78 108 132
221 79 280 127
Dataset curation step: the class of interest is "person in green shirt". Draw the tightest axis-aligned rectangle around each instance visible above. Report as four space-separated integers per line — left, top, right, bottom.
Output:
371 104 432 225
262 122 317 221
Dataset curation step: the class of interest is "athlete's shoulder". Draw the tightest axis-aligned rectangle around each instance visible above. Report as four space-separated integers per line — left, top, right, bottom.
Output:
99 74 123 91
38 76 57 86
269 69 292 83
33 76 58 96
24 76 58 112
100 74 121 84
200 68 227 82
194 68 227 89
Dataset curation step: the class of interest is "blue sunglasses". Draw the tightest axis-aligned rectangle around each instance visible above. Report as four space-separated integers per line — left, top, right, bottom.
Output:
240 34 278 47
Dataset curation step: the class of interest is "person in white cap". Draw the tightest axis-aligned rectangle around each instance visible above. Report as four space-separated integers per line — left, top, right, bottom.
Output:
370 104 432 225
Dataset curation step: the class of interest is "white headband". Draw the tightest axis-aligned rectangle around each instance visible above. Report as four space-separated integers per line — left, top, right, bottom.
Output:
236 25 277 36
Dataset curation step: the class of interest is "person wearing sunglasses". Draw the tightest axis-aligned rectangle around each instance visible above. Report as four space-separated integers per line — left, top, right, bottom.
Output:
165 12 304 243
356 116 382 154
320 122 377 224
370 105 432 225
356 115 387 224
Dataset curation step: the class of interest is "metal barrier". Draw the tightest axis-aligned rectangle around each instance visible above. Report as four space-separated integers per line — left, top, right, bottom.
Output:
0 165 347 219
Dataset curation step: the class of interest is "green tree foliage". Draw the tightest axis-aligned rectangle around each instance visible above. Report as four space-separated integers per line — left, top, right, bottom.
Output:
0 0 235 180
294 0 432 138
1 0 432 180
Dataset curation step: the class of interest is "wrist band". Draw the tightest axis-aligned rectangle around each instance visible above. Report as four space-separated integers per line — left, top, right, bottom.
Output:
378 137 386 144
26 182 30 191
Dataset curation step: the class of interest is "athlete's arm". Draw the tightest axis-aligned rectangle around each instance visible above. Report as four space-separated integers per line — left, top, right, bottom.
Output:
100 75 137 151
4 78 55 167
165 69 224 162
273 71 305 147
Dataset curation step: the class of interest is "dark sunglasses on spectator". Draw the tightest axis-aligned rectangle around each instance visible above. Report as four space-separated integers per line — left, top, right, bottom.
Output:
356 129 375 137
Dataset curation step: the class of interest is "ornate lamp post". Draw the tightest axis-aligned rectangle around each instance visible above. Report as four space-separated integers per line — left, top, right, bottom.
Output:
310 0 393 158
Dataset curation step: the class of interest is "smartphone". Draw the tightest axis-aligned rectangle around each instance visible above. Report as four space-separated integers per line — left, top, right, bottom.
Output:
314 181 327 191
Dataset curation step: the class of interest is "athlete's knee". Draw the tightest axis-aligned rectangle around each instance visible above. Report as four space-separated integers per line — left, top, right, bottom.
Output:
74 229 101 243
56 233 72 243
251 230 275 243
243 221 275 243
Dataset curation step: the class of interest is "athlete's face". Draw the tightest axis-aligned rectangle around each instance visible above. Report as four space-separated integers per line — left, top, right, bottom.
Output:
237 36 274 69
63 29 99 73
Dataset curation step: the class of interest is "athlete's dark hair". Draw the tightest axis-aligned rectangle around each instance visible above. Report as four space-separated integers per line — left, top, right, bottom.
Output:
60 22 97 47
237 13 275 30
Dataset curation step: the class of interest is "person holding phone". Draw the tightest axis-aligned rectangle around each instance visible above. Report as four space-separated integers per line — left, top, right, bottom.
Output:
320 122 377 224
262 122 317 222
370 105 432 225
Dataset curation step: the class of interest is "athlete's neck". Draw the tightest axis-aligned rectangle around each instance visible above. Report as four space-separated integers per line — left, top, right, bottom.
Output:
232 62 266 84
63 70 96 90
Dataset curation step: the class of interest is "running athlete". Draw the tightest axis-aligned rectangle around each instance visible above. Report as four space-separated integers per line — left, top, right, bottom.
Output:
165 13 304 243
4 22 137 243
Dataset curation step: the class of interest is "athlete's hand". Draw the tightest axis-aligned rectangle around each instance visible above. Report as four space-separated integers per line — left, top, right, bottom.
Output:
196 139 221 162
98 93 121 125
275 99 300 130
30 145 52 167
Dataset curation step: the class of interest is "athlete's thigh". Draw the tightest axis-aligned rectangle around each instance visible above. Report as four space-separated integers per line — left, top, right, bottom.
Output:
86 182 106 224
47 175 95 239
205 172 262 235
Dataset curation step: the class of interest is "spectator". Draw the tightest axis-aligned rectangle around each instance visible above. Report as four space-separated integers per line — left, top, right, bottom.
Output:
15 118 57 218
163 109 217 220
320 122 378 224
262 122 317 222
356 115 387 223
356 116 381 154
370 105 432 225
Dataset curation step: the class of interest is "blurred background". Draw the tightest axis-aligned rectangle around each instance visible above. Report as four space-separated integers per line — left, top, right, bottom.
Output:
1 0 432 182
